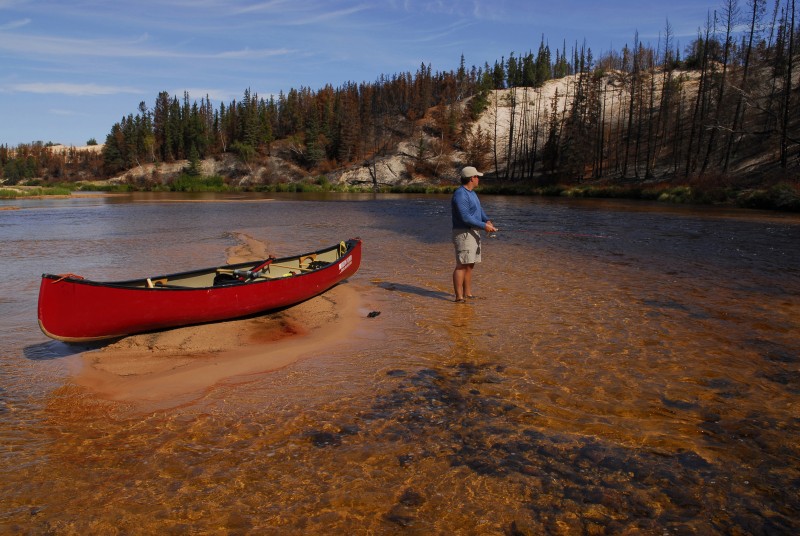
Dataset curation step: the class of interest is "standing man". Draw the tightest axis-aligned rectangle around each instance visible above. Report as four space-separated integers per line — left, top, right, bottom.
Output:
451 166 497 302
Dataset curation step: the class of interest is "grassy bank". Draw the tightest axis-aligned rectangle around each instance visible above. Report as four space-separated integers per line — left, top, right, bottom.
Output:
0 186 73 198
474 180 800 212
6 176 799 212
376 180 800 212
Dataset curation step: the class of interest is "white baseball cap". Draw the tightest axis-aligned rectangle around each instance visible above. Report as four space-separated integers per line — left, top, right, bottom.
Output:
460 166 483 178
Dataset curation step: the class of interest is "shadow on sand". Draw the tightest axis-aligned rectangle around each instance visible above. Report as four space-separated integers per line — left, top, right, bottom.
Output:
23 339 114 361
375 281 451 302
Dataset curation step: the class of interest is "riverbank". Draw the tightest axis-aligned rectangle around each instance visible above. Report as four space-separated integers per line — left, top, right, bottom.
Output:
6 174 800 212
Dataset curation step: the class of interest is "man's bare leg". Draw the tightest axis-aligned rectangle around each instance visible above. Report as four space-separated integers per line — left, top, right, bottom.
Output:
463 263 474 298
453 263 474 301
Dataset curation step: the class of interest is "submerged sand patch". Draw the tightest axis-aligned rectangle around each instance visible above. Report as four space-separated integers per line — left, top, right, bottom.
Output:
72 232 362 410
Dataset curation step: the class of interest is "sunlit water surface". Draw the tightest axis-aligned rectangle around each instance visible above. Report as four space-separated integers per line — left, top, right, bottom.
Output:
1 192 798 534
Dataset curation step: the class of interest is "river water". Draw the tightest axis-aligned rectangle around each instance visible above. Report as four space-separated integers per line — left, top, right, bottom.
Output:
1 192 798 534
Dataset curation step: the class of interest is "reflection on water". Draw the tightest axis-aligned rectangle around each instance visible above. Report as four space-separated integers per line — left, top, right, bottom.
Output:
1 192 799 533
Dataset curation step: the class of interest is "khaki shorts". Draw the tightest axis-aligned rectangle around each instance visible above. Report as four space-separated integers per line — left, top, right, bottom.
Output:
453 229 481 265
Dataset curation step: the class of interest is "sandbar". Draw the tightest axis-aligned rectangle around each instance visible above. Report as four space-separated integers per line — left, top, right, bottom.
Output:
72 232 364 410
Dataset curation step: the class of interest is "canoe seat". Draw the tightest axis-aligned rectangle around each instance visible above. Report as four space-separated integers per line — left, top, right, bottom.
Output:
146 278 168 288
299 254 317 267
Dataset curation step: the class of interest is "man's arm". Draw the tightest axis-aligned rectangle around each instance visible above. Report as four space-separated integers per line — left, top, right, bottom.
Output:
454 189 486 228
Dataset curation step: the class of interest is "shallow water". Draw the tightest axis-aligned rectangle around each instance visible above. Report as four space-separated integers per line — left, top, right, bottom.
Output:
1 192 799 534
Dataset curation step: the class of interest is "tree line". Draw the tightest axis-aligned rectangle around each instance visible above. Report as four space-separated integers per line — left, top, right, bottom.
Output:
1 0 797 188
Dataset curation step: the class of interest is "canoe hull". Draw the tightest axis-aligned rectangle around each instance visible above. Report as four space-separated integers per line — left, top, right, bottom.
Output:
38 239 362 342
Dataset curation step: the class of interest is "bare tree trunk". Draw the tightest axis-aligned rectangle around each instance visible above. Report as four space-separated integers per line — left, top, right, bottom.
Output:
596 78 607 178
781 0 796 167
615 82 625 175
656 21 676 169
674 84 686 175
531 87 542 178
634 69 645 180
726 0 762 171
492 92 501 177
702 2 738 175
520 89 533 178
645 49 657 179
513 89 529 179
623 35 639 178
686 15 713 177
763 0 784 133
505 88 517 179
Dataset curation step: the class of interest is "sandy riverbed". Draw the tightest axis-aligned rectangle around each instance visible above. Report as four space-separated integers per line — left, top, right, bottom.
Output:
72 232 364 410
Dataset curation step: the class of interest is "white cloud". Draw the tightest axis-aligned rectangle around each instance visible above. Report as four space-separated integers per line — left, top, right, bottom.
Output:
9 82 141 96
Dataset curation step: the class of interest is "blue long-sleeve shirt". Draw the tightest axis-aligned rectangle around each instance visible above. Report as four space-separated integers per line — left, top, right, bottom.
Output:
451 186 489 230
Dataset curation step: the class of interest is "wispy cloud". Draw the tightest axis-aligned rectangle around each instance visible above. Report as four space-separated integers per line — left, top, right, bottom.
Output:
0 32 154 58
394 0 506 20
0 32 289 61
0 0 29 7
0 18 31 30
281 3 372 25
8 82 141 96
233 0 292 15
402 18 473 44
231 0 372 25
212 47 292 59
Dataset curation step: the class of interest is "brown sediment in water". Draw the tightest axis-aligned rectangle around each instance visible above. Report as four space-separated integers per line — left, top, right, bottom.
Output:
72 232 362 410
224 231 271 263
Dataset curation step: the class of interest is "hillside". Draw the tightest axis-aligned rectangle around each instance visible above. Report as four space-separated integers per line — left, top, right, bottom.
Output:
102 67 798 195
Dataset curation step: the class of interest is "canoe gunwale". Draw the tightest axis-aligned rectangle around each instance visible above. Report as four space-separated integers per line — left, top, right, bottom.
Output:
40 239 358 290
37 238 362 341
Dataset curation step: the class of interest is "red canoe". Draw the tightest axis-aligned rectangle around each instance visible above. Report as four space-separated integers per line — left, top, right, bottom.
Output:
38 238 362 342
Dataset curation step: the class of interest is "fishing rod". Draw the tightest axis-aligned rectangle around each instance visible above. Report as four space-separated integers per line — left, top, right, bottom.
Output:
487 229 611 239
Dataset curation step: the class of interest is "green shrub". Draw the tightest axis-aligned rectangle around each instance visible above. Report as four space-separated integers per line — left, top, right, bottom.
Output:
0 186 71 198
737 182 800 211
561 185 630 198
39 187 72 196
314 176 333 190
76 182 129 192
169 174 227 192
657 186 693 203
0 188 20 198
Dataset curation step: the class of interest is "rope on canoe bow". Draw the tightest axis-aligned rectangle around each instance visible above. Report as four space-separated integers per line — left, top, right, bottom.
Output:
53 274 85 283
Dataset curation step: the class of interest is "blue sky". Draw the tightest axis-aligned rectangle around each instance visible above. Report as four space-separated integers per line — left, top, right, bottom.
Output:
1 0 720 147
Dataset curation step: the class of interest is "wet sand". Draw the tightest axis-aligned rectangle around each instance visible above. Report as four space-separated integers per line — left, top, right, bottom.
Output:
72 232 363 410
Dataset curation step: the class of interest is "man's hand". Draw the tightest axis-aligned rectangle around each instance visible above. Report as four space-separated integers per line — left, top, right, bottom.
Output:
485 221 498 233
